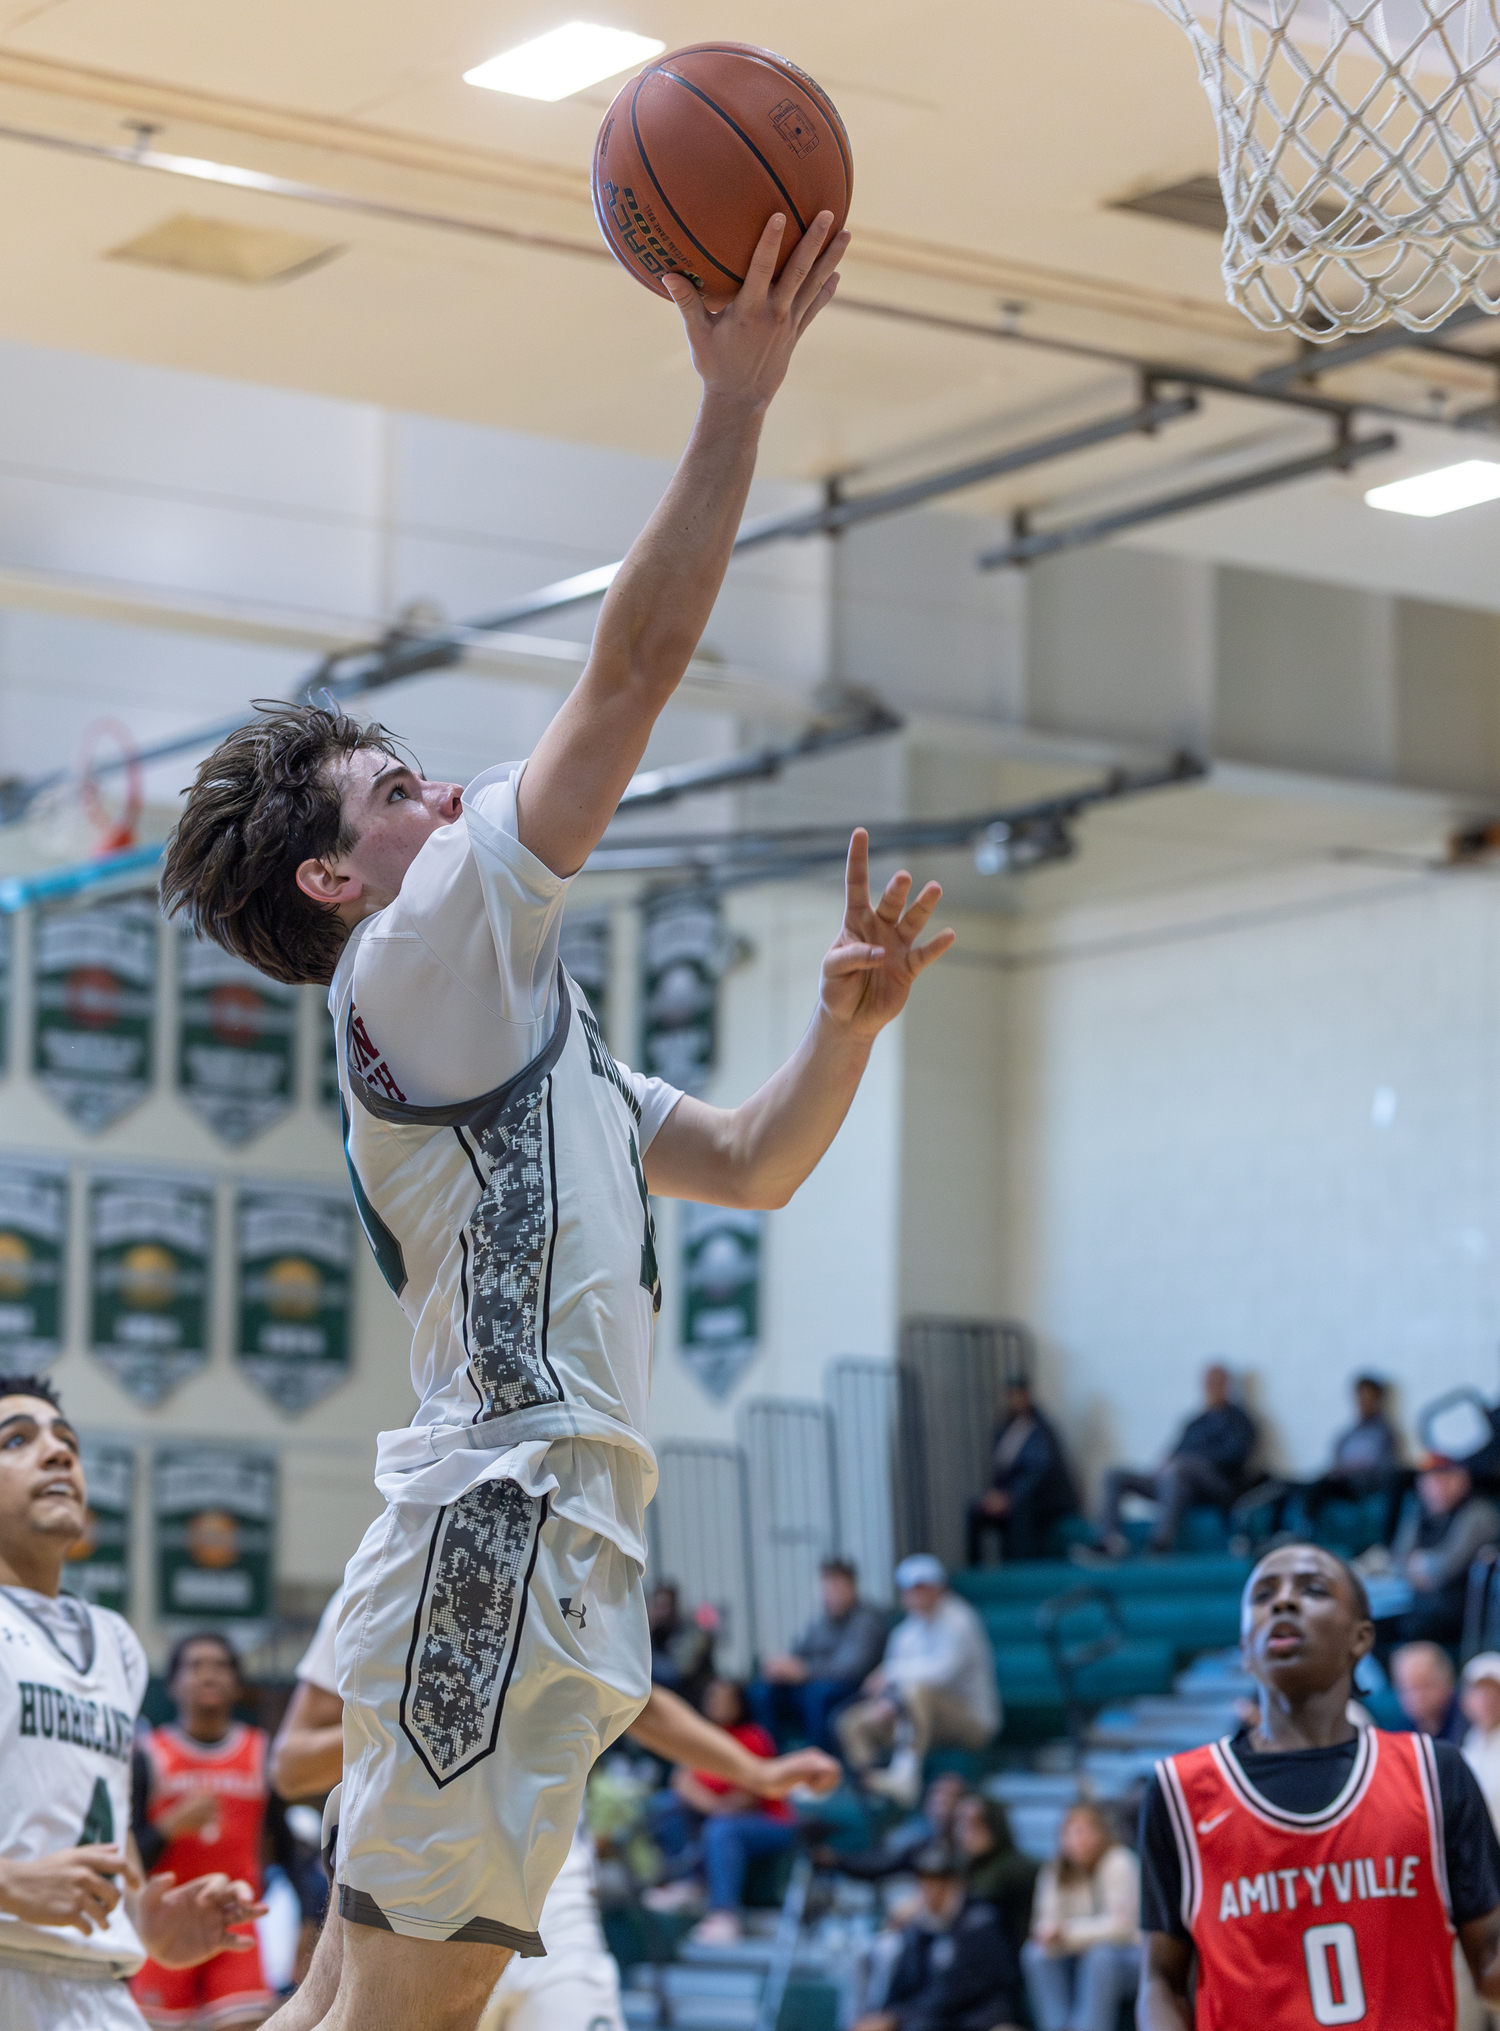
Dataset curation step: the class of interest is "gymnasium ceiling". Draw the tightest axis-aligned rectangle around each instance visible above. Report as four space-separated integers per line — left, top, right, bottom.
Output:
0 0 1497 558
3 0 1500 919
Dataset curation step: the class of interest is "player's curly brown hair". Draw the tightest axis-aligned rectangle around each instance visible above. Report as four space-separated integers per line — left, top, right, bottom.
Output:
159 702 403 987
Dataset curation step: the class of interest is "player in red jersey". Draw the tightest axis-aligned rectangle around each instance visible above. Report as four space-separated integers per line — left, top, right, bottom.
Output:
1138 1543 1500 2029
130 1634 296 2031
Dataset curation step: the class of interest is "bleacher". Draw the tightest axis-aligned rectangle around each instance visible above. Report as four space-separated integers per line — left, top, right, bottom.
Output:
951 1551 1251 1742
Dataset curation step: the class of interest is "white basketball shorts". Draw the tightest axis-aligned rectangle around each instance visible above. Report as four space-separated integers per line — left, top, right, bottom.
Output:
333 1480 649 1952
2 1964 150 2031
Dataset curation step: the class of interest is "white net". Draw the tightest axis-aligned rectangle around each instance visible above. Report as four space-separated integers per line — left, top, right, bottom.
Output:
1154 0 1500 336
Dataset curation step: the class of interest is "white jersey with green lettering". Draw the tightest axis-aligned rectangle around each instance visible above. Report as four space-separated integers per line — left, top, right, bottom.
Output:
0 1587 147 1978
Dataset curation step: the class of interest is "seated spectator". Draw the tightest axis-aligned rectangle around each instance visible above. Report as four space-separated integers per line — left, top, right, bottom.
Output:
1381 1458 1500 1650
646 1677 799 1947
966 1379 1079 1566
1093 1363 1257 1557
951 1793 1038 1952
1391 1639 1466 1745
812 1772 970 1882
838 1556 1001 1808
1462 1652 1500 1836
648 1580 714 1707
750 1557 887 1754
1020 1803 1140 2031
854 1843 1023 2031
1302 1374 1402 1529
1248 1374 1404 1543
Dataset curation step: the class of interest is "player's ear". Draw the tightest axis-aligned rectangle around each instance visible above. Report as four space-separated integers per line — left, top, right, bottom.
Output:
1349 1615 1375 1666
296 856 357 907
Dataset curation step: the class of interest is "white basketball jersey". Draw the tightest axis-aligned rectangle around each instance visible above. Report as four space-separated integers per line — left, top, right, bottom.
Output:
0 1588 148 1977
336 963 678 1555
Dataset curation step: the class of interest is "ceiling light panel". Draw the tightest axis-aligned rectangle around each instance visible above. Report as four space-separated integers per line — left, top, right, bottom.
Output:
1364 460 1500 518
464 22 665 102
108 214 342 285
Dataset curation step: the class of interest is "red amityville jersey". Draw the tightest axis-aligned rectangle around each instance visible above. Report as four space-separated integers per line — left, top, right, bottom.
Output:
1158 1728 1454 2030
143 1722 268 1896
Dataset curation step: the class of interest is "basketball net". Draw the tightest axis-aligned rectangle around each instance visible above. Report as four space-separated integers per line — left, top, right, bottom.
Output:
1154 0 1500 337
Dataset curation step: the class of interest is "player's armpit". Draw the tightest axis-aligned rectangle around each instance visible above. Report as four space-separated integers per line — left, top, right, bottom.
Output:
1460 1906 1500 2001
1138 1933 1193 2030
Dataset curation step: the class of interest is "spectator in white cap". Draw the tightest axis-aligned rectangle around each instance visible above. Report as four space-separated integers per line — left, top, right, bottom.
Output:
1463 1653 1500 1838
836 1554 1000 1807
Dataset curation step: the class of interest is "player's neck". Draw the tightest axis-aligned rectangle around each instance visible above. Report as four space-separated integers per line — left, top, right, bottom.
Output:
0 1537 66 1596
181 1711 233 1745
1249 1678 1357 1752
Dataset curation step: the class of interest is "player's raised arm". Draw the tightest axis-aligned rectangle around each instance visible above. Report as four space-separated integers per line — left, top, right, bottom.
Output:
644 829 954 1208
515 209 848 878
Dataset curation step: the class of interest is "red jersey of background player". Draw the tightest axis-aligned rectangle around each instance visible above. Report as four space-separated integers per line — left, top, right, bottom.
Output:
1158 1726 1453 2030
140 1720 269 1899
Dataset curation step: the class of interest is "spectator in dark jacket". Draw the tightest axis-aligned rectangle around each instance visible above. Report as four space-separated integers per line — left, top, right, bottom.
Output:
1378 1458 1500 1650
749 1558 888 1752
1301 1375 1401 1526
648 1581 715 1708
966 1380 1079 1565
952 1793 1037 1954
1248 1374 1405 1542
1094 1364 1257 1556
854 1844 1023 2031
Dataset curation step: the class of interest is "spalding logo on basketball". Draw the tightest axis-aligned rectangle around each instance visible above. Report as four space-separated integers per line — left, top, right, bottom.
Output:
592 43 852 311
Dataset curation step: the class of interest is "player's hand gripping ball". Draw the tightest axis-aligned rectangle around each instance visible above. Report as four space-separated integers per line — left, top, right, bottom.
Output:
592 43 852 311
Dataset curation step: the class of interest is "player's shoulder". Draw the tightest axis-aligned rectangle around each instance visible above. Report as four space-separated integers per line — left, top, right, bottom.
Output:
95 1604 149 1690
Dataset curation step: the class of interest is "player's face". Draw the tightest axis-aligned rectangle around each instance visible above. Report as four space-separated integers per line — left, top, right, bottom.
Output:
323 749 465 912
0 1397 87 1557
172 1638 239 1721
1241 1547 1373 1695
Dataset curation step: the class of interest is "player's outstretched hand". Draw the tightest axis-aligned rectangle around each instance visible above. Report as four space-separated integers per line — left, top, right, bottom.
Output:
0 1845 129 1933
819 829 955 1042
663 210 848 412
757 1746 843 1798
135 1869 267 1968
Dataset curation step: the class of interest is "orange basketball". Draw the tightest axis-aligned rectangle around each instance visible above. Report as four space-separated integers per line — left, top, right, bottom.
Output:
592 43 852 312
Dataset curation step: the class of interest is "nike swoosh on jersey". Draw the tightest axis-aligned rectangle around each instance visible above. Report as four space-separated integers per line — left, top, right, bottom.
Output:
1197 1809 1233 1834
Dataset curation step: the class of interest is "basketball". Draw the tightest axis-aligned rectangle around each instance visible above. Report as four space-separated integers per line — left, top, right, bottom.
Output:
591 43 852 310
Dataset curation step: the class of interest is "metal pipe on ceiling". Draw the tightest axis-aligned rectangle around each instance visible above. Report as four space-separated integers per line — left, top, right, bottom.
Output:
310 392 1202 699
976 431 1397 571
0 749 1206 912
586 753 1207 882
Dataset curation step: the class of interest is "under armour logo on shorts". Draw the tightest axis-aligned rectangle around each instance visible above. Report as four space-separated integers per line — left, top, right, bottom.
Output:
559 1596 587 1629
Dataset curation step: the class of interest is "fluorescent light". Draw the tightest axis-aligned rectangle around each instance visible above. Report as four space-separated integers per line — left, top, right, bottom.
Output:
1364 460 1500 518
464 22 664 101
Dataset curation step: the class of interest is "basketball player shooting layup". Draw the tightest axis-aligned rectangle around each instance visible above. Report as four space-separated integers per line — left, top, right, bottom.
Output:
0 1375 264 2031
1139 1543 1500 2030
163 209 952 2031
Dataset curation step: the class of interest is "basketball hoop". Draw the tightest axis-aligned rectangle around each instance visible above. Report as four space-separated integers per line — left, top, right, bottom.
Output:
77 718 143 855
1153 0 1500 337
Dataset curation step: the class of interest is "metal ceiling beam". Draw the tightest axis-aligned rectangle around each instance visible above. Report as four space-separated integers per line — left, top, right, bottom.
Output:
977 430 1396 571
1249 305 1495 390
587 752 1207 880
312 393 1202 698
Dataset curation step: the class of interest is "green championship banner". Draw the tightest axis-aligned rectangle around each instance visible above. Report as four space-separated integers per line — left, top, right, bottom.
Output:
236 1184 353 1414
33 895 159 1134
64 1441 134 1616
89 1171 213 1406
680 1202 764 1401
641 890 724 1096
0 1159 69 1368
178 933 300 1146
155 1446 275 1627
560 911 611 1036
